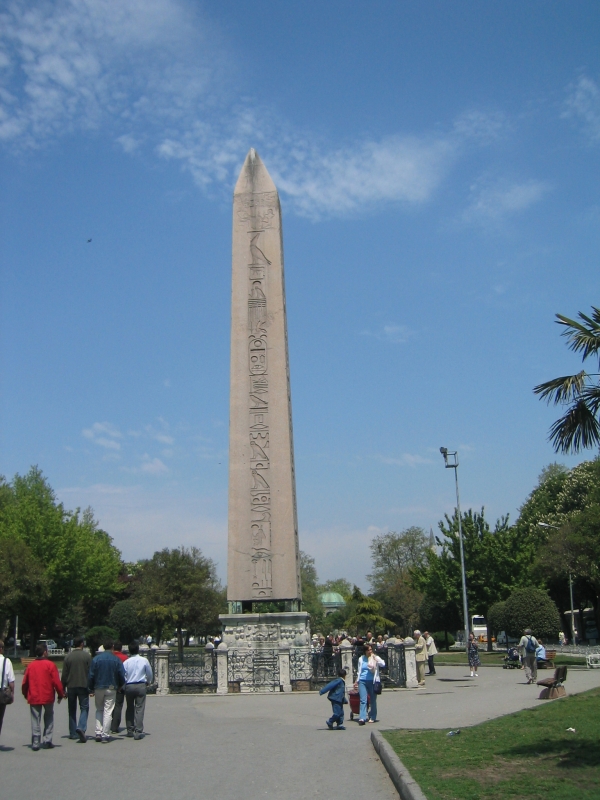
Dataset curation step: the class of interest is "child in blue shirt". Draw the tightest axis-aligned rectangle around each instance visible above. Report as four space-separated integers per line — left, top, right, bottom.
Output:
320 668 347 730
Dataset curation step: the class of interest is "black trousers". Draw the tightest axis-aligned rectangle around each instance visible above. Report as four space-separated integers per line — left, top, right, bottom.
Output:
427 655 436 674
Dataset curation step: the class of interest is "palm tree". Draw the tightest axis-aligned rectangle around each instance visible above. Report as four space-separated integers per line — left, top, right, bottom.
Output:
534 306 600 453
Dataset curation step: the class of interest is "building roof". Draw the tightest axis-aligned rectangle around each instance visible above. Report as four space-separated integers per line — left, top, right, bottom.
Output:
319 592 346 606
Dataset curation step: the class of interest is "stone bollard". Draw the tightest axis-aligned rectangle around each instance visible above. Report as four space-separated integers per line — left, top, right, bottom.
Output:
216 642 229 695
279 647 292 692
339 639 354 692
156 647 171 696
402 638 419 688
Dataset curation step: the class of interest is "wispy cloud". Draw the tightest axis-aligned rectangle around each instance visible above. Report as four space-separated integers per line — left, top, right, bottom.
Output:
140 455 168 475
1 0 508 219
360 323 414 344
376 453 434 468
462 176 550 224
82 421 122 450
563 74 600 143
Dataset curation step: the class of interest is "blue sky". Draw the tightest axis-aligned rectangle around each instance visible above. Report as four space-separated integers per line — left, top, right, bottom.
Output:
1 1 599 590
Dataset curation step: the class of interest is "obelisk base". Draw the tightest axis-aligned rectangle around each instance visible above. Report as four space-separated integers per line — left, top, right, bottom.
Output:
219 612 311 693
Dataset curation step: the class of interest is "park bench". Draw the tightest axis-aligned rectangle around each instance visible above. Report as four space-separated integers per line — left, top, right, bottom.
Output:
538 649 556 669
537 665 567 700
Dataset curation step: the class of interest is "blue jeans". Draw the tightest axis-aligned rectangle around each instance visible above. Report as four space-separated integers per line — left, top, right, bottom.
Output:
358 680 377 721
327 701 344 727
67 687 89 737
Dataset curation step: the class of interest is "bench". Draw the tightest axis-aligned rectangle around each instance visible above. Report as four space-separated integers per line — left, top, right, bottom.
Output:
537 665 567 699
538 649 556 669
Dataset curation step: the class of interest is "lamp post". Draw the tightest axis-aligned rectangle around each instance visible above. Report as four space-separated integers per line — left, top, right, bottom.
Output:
440 447 470 654
537 522 576 644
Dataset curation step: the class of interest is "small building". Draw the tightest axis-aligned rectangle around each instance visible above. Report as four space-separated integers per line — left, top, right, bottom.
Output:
319 592 346 616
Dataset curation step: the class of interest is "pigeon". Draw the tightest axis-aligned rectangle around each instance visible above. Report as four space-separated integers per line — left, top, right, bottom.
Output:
87 238 92 243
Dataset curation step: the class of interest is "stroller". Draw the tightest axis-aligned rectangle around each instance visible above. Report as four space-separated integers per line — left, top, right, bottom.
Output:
503 647 521 669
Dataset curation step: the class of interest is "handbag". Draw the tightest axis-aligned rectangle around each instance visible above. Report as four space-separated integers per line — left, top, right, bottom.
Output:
373 678 382 695
0 657 14 705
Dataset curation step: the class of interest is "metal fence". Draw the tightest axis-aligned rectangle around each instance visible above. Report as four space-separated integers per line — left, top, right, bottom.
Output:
228 648 280 691
168 649 217 692
310 649 342 681
384 644 406 687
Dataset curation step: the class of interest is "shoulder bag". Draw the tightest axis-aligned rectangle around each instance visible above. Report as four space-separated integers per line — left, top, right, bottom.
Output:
0 657 14 705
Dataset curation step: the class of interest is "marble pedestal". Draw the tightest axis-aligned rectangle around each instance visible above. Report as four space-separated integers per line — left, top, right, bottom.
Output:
219 611 311 693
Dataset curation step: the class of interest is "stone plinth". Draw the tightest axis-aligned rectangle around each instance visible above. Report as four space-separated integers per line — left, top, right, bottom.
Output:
220 611 310 693
403 640 419 689
155 648 170 695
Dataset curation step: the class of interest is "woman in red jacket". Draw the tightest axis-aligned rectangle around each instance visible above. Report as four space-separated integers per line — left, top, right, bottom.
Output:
22 643 65 750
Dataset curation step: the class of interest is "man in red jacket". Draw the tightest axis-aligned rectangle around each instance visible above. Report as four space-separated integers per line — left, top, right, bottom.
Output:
22 643 65 751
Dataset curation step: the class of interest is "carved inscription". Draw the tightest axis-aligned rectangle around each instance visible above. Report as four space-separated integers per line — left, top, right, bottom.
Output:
246 216 275 598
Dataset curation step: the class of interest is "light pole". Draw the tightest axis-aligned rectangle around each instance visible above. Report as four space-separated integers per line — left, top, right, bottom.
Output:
537 522 576 644
440 447 470 653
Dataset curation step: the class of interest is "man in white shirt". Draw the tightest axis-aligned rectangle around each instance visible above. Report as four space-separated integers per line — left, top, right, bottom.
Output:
124 641 154 740
0 639 16 747
423 631 438 675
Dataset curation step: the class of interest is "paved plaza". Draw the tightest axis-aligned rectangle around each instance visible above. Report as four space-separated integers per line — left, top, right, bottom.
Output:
2 666 600 799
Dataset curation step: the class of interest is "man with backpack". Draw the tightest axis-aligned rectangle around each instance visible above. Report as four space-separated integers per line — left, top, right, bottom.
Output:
518 628 539 684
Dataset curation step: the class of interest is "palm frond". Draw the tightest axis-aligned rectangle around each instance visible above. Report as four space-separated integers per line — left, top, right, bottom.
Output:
533 371 587 404
548 398 600 454
581 383 600 415
557 308 600 364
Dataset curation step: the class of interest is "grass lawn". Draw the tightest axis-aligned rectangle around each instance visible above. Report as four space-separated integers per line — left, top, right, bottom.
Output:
434 652 585 667
382 687 600 800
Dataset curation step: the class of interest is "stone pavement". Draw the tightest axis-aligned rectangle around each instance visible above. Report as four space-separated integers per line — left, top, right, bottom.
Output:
2 666 599 799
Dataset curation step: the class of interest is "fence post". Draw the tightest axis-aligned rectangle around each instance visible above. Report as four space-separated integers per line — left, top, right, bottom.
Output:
339 639 354 692
216 642 229 695
279 646 292 692
156 647 171 696
402 638 419 688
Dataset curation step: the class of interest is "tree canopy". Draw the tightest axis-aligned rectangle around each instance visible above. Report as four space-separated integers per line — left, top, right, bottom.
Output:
534 305 600 453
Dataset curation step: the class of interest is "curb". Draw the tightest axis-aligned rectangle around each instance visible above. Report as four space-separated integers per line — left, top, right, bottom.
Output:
371 730 428 800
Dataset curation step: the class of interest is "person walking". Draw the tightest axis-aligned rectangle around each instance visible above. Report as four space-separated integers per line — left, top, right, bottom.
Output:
467 632 480 677
61 636 92 743
354 643 385 725
88 638 125 743
21 643 65 751
414 630 427 685
320 668 347 730
0 639 16 747
518 628 539 684
424 631 438 675
110 641 129 735
123 641 153 739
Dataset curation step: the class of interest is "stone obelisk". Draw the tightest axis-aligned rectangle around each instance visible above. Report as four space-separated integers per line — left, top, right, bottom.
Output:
227 149 302 610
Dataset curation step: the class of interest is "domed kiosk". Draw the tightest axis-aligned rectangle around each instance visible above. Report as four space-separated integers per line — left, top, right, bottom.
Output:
319 592 346 616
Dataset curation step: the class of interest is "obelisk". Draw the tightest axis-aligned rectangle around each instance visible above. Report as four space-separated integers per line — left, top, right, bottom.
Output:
227 149 302 610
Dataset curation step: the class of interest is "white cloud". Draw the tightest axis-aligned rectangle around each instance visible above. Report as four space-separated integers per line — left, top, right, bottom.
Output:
0 0 505 218
140 455 168 474
376 453 434 468
360 323 414 344
462 177 550 224
563 74 600 142
82 421 122 449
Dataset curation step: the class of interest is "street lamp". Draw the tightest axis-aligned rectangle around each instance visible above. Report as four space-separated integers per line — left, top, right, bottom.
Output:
537 522 576 644
440 447 470 654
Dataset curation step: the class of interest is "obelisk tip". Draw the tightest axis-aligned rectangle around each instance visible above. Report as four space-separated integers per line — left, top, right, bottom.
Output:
234 148 277 195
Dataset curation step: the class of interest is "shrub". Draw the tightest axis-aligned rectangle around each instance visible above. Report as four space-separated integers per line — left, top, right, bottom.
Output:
487 601 507 636
502 588 561 640
85 625 118 655
430 631 455 650
108 600 142 643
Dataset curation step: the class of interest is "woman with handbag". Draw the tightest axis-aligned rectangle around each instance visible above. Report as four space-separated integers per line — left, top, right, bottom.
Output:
354 643 385 725
0 639 16 746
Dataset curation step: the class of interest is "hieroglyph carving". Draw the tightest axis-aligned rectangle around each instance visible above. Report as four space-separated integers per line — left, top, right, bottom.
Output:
246 213 276 599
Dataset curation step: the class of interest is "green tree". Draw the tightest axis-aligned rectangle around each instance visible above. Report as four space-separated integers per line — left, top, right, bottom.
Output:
299 551 325 632
368 528 429 635
414 509 528 649
534 305 600 453
501 588 562 640
419 595 461 650
108 600 142 644
0 467 122 652
318 578 352 599
344 586 395 634
134 546 223 659
486 601 507 640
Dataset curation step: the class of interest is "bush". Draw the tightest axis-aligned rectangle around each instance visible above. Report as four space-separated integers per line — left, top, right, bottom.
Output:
108 600 142 643
430 631 455 650
502 588 561 640
487 601 507 636
85 625 118 655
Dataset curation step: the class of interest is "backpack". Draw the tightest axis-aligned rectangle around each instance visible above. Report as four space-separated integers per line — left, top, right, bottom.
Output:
525 636 536 653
